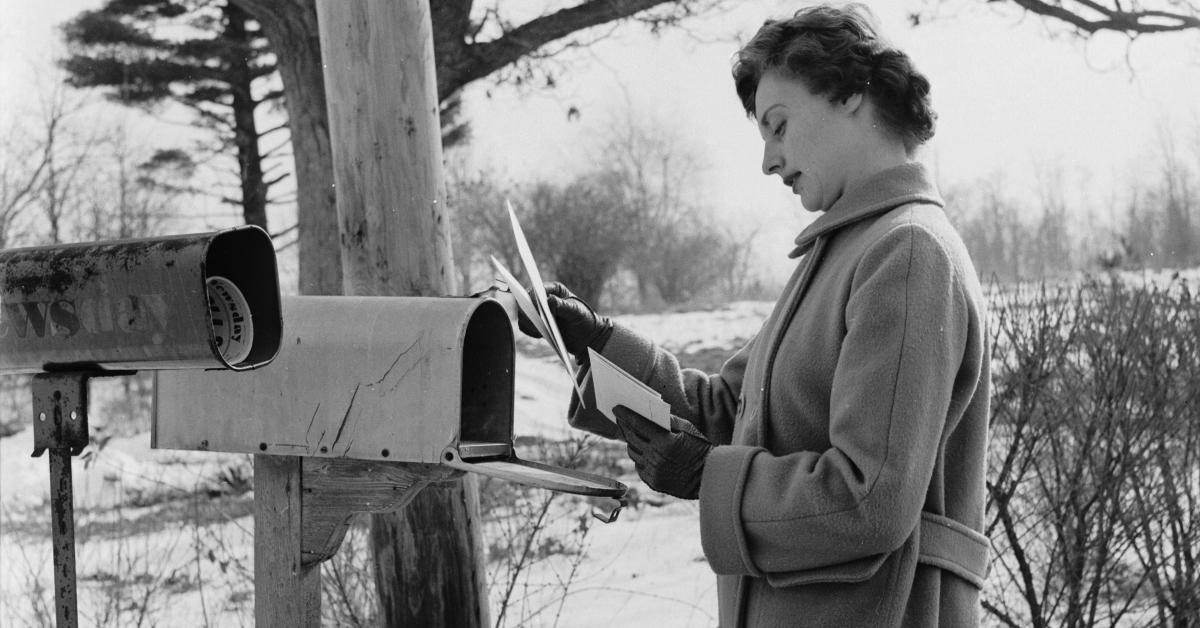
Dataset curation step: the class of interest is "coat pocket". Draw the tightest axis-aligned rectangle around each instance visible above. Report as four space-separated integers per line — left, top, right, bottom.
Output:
763 551 890 588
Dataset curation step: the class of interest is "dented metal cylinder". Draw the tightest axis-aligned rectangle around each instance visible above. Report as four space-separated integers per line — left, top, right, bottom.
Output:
0 226 281 373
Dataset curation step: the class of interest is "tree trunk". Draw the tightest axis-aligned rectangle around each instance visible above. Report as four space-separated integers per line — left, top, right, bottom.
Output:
315 2 488 628
225 2 270 231
234 0 342 296
370 477 489 627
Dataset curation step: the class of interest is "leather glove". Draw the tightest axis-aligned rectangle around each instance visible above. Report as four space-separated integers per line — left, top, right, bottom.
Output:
614 405 713 500
517 282 613 358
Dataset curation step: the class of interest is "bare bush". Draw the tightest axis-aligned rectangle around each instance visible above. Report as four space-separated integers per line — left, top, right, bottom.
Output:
481 435 618 628
985 277 1200 627
446 167 522 294
520 172 639 306
321 517 379 627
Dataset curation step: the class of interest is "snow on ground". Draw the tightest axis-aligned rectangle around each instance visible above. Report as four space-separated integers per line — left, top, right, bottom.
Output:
608 301 773 355
1 428 249 512
513 354 578 440
493 500 718 628
0 301 769 627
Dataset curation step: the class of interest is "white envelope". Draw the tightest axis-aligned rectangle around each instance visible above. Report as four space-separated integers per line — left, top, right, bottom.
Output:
587 348 671 430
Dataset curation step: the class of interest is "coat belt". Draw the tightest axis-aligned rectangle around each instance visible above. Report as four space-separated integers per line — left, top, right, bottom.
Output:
916 511 990 588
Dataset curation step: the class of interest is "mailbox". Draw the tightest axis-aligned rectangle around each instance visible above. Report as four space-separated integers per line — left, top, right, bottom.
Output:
0 226 282 373
1 225 285 628
153 296 626 497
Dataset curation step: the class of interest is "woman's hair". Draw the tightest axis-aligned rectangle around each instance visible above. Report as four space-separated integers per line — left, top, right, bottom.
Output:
733 3 936 152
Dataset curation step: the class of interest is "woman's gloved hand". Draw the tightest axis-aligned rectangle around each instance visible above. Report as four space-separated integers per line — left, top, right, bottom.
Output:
517 282 613 357
614 405 713 500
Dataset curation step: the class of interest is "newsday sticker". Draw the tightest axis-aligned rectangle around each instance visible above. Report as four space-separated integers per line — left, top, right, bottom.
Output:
206 275 253 365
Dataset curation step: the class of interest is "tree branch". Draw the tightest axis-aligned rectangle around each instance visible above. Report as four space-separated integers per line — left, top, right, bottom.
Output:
982 599 1025 628
1004 0 1200 34
264 172 291 187
438 0 697 100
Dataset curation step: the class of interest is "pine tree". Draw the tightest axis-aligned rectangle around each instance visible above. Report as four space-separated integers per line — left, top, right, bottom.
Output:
60 0 283 231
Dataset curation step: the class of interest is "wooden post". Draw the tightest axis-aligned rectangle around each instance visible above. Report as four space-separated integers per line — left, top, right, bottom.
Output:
315 1 489 627
252 454 462 626
254 455 321 627
316 0 453 297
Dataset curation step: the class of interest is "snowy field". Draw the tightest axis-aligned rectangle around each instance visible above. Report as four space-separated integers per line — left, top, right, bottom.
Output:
5 270 1198 627
0 301 773 627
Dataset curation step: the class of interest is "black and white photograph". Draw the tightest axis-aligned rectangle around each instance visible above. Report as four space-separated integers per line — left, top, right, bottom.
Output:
2 1 1199 626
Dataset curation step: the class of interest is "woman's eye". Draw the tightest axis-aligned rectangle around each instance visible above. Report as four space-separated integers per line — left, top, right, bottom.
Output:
774 121 787 138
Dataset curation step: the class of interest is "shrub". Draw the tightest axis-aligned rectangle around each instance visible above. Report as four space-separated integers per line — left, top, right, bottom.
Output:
984 276 1200 627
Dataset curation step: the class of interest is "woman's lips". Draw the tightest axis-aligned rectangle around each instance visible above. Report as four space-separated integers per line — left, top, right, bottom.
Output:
785 172 802 194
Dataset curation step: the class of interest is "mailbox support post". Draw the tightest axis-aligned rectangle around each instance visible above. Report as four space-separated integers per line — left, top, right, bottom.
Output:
31 372 93 628
253 453 462 626
254 455 321 627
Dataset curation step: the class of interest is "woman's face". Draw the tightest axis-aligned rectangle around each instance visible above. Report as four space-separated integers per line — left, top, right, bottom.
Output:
755 71 859 213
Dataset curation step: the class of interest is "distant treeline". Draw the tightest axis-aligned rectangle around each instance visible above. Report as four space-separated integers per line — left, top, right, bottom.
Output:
946 126 1200 282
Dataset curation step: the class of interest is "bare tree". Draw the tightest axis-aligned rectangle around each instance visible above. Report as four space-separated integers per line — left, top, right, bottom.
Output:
916 1 1200 35
598 107 723 305
522 171 639 306
1105 122 1200 272
1033 164 1074 278
946 175 1030 281
229 0 728 297
80 130 193 242
0 121 47 249
34 83 101 245
1118 186 1157 270
429 1 726 104
0 78 109 248
445 167 522 294
713 222 763 301
1153 123 1197 268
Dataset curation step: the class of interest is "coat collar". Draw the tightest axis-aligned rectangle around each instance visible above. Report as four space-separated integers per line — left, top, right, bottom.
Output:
788 162 944 258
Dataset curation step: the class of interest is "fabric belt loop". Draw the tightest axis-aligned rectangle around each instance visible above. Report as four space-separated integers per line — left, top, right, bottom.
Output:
917 511 990 589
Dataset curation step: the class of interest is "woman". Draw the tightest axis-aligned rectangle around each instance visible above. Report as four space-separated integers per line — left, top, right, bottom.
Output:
524 4 990 626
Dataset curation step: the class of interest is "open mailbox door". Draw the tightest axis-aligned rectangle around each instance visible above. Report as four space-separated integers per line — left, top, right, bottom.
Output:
441 447 625 497
153 296 626 498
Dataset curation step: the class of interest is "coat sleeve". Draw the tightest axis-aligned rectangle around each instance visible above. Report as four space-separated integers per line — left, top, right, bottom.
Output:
567 323 753 445
700 222 972 579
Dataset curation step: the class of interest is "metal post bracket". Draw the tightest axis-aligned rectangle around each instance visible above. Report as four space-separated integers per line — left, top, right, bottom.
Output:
32 373 91 458
28 371 106 628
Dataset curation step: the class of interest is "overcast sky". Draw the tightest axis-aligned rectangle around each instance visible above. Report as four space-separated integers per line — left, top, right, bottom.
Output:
3 1 1199 275
453 2 1200 264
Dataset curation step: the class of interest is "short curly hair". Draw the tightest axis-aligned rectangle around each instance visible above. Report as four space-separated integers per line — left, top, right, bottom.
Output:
733 3 936 152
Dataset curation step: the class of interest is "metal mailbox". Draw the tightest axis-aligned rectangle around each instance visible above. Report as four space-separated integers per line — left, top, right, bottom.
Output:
153 295 626 497
0 226 282 373
1 226 284 628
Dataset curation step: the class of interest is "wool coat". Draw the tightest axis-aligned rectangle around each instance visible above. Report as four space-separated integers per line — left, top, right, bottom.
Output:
570 162 991 627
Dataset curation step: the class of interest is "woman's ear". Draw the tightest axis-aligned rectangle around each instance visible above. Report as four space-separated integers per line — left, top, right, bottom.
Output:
840 92 864 114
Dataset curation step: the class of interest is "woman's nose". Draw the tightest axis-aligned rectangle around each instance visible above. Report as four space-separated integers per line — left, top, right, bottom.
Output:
762 145 782 176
